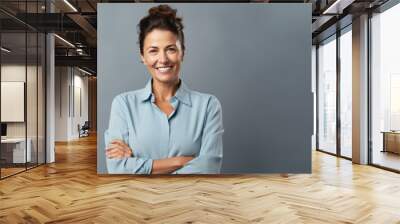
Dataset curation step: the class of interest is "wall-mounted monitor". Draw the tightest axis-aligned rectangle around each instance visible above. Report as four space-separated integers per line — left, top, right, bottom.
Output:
1 123 7 137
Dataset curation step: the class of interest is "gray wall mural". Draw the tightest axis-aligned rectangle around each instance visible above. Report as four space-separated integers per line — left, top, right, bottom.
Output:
97 3 312 174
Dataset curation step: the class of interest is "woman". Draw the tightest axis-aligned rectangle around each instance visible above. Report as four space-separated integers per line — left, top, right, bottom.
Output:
104 5 224 174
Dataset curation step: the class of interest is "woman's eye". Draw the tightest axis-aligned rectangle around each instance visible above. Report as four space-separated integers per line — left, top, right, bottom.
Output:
167 48 177 53
148 49 157 54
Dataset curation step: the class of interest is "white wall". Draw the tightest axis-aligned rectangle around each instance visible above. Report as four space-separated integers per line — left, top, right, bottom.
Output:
1 65 40 137
55 66 69 141
1 65 28 144
1 63 46 164
55 67 89 141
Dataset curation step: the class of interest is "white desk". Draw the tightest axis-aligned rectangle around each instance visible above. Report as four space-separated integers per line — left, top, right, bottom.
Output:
1 138 32 163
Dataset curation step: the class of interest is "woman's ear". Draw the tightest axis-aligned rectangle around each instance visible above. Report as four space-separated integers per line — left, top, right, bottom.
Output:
140 54 145 64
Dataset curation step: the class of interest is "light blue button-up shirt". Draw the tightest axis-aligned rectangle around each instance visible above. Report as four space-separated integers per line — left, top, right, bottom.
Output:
104 79 223 174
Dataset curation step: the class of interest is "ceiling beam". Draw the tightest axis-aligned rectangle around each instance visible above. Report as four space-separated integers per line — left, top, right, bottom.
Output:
55 55 96 71
67 13 97 46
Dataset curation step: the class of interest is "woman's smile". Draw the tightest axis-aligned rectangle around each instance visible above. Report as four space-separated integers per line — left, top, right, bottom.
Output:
155 65 174 74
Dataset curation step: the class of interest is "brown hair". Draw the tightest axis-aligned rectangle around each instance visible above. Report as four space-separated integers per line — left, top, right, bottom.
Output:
138 5 185 56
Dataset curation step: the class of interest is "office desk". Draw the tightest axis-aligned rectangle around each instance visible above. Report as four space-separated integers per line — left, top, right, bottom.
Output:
381 131 400 154
1 138 32 163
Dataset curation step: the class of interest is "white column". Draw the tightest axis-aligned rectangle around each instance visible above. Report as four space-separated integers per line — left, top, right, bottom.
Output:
46 1 56 163
352 14 369 164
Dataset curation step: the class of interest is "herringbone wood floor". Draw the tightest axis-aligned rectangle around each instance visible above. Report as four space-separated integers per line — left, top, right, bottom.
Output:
1 134 400 223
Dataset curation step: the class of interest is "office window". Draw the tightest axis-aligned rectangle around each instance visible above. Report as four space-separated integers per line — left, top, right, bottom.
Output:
340 27 352 158
371 3 400 171
318 35 337 154
312 46 317 150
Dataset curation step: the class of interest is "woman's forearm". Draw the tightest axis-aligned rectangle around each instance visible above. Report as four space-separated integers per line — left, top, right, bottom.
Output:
151 156 193 174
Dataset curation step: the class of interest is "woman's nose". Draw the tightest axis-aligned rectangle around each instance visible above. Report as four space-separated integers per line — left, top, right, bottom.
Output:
158 51 169 64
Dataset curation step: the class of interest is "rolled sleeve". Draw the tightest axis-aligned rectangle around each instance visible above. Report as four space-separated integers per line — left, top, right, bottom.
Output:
174 96 224 174
104 95 153 174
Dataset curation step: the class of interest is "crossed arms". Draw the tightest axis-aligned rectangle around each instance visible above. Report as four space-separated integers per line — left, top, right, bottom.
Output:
104 95 223 174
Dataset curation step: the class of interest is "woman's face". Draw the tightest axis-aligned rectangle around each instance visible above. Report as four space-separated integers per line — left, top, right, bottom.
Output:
141 29 183 85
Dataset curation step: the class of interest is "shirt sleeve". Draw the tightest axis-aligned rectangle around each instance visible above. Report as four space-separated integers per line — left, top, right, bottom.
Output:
174 96 224 174
104 95 153 174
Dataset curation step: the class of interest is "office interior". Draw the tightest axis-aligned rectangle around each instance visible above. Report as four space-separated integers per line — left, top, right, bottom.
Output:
0 0 399 222
0 0 97 179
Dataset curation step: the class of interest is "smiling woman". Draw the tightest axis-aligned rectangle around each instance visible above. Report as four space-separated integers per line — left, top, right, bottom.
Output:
104 4 224 174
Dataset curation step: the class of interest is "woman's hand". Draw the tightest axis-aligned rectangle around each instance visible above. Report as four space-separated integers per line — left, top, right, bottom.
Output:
106 139 133 159
151 156 194 174
175 156 194 167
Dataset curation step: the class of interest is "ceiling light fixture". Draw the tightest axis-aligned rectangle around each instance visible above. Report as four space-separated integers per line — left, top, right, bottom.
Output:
323 0 344 14
76 48 84 55
63 0 78 12
54 34 75 48
322 0 355 15
1 47 11 53
78 67 92 76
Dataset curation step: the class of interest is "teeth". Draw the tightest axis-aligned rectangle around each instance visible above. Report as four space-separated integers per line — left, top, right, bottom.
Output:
157 67 172 73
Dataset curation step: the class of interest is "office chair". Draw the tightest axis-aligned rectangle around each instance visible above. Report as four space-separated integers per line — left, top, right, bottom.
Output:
79 121 90 138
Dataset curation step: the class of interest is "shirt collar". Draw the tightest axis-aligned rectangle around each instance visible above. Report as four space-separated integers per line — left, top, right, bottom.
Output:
139 78 192 107
138 79 153 102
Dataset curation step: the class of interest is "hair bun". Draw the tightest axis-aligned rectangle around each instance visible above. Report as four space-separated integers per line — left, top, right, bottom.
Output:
148 5 177 19
138 4 185 56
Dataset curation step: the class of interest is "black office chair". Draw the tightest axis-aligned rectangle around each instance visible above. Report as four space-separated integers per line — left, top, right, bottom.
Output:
78 121 90 138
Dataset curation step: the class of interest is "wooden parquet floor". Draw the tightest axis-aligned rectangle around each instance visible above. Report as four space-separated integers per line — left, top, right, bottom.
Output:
1 134 400 223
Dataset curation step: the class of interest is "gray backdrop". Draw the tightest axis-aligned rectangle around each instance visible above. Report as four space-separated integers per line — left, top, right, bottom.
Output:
97 3 312 174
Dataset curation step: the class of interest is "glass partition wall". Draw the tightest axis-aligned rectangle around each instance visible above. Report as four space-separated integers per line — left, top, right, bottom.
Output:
0 1 46 179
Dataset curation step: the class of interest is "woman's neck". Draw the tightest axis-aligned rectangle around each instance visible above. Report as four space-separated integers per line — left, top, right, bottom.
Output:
152 79 180 102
